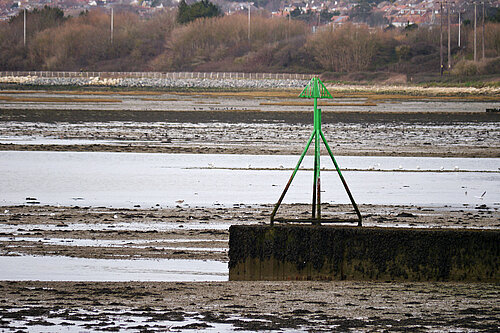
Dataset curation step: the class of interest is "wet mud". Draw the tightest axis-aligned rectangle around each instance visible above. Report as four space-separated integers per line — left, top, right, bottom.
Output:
0 280 498 331
2 205 496 330
1 204 498 261
1 109 499 157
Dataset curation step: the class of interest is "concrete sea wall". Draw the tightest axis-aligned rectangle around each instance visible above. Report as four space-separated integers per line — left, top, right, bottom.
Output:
229 225 499 282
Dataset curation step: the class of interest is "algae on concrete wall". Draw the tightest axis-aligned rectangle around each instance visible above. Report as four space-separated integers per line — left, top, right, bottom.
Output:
229 225 500 282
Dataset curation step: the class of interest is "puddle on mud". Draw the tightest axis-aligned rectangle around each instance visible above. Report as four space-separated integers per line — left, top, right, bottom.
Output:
0 221 232 234
2 307 261 333
0 237 228 252
0 255 227 282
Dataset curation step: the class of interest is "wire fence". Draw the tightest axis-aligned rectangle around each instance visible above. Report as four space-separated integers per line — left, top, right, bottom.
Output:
0 71 314 80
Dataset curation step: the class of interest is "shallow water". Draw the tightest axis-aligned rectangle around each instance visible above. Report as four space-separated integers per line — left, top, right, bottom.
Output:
0 255 227 281
0 151 498 208
0 221 232 234
3 315 243 333
0 237 228 252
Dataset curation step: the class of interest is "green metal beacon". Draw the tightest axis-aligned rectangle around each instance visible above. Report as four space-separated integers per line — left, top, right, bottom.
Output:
270 77 362 226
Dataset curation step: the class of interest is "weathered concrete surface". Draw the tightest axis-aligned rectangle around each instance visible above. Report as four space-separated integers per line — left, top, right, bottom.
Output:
229 225 499 282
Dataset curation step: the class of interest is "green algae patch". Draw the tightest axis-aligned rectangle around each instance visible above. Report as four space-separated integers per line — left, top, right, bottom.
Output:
229 225 499 282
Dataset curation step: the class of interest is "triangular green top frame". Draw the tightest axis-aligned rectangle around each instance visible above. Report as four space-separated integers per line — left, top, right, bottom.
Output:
298 77 333 99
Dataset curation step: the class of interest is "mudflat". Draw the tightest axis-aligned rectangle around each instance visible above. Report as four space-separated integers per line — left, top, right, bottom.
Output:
1 280 498 331
2 204 497 331
1 204 498 261
1 87 499 331
1 109 499 157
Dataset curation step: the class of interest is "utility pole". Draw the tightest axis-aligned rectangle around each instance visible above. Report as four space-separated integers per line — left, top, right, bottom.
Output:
440 1 443 76
288 10 290 40
447 2 451 69
23 8 26 47
482 1 485 60
248 4 251 42
458 11 461 48
110 8 114 44
474 2 477 61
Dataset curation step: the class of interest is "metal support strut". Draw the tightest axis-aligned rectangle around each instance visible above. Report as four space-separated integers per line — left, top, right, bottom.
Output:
270 77 362 226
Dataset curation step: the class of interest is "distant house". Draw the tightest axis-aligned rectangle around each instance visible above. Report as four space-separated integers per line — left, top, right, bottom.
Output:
330 15 349 26
292 2 306 10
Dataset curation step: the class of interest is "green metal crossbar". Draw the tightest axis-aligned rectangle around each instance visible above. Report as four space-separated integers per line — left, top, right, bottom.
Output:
270 77 362 226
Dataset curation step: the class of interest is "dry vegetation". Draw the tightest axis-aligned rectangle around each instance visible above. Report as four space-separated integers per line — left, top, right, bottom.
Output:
259 101 378 106
1 7 500 78
0 96 120 103
307 24 383 72
152 14 310 72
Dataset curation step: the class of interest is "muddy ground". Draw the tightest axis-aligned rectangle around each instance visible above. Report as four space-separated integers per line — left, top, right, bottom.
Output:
1 109 499 157
2 204 497 331
0 88 499 158
1 204 498 262
1 280 499 332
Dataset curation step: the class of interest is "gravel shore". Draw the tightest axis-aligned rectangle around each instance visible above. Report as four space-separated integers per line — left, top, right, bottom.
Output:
2 74 500 96
0 76 310 89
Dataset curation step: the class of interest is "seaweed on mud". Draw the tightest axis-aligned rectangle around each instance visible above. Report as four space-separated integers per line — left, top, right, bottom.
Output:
25 319 55 326
1 307 52 319
223 304 252 309
229 319 279 331
290 309 312 315
200 311 228 323
458 308 492 315
147 311 185 322
173 322 213 329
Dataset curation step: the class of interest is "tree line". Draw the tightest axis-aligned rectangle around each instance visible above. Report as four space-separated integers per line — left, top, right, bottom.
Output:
1 5 499 77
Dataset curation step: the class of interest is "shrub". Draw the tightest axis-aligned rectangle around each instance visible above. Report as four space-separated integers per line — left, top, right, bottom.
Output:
307 23 381 72
451 59 479 76
153 14 308 71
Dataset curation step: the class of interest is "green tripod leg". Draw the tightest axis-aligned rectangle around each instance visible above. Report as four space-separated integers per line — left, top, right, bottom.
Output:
320 131 362 226
270 131 315 225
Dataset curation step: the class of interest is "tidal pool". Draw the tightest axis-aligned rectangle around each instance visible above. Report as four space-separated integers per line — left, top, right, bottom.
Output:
0 255 227 282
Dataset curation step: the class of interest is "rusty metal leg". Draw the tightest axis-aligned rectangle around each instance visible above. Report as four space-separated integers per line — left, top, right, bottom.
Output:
320 131 362 226
270 131 315 225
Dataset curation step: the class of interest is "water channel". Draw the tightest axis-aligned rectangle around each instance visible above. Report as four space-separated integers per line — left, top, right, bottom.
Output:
1 151 498 208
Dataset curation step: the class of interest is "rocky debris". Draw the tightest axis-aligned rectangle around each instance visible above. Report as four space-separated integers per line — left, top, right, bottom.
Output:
396 212 416 217
0 75 309 89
